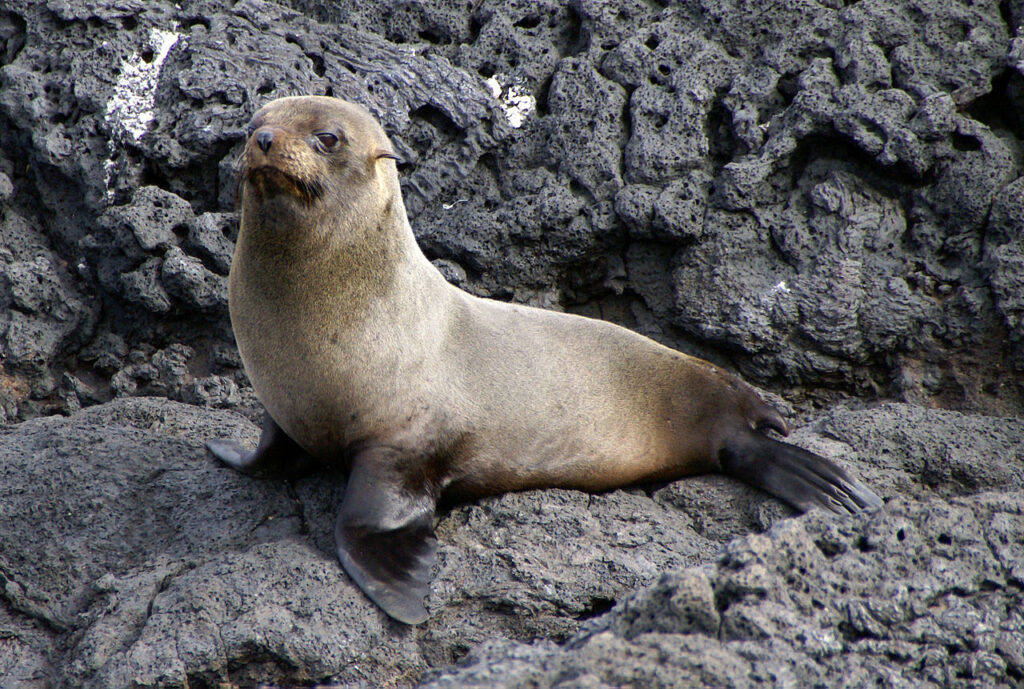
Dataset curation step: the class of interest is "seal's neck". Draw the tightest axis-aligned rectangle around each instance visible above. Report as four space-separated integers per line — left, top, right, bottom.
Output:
232 183 445 327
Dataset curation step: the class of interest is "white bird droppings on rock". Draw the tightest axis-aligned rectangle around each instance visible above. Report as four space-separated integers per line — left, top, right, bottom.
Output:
105 28 181 142
484 75 536 129
103 27 181 200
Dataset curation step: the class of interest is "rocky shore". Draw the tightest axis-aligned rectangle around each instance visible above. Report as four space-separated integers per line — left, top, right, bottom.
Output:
0 1 1021 686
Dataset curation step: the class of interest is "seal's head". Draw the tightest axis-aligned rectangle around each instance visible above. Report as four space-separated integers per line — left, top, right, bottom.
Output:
240 96 398 212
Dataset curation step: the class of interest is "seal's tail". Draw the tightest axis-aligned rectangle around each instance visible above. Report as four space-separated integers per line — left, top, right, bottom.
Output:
719 430 882 514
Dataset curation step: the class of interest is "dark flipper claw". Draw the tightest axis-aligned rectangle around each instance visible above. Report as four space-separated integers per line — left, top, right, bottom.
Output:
720 430 882 515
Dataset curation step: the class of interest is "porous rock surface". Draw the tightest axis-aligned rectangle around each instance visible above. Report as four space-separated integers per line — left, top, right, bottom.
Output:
422 489 1024 688
0 0 1023 687
1 397 1022 688
0 0 1022 420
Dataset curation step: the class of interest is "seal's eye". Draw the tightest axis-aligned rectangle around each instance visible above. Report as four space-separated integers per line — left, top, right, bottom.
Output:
314 132 340 151
244 124 256 139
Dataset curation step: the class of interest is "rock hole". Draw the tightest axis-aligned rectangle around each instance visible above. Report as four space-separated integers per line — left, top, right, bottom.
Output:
896 528 905 541
577 596 615 620
838 621 872 643
937 533 952 545
534 74 554 116
469 14 484 42
951 132 981 151
513 15 541 30
854 535 875 552
184 672 217 689
0 11 27 66
307 52 326 78
46 109 66 127
999 0 1013 25
569 7 587 54
814 537 843 557
187 17 210 32
412 104 461 140
776 72 800 106
450 642 471 663
645 34 660 50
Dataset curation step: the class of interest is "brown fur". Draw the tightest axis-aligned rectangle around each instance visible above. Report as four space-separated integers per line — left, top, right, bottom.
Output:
218 96 881 624
231 96 792 499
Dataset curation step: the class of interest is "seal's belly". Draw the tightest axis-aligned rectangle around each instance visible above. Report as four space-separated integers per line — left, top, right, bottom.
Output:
440 295 721 494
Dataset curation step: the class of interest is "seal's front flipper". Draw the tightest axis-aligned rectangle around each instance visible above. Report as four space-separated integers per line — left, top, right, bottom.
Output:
720 430 882 515
206 410 319 480
335 449 438 625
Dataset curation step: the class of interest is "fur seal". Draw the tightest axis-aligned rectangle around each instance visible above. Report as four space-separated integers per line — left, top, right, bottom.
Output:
207 95 882 625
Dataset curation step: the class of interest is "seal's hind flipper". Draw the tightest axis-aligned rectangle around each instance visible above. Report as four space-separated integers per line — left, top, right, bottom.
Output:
335 449 438 625
720 431 882 514
206 410 320 480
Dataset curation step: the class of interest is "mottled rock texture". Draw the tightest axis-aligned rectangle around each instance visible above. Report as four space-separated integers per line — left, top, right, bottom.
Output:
422 490 1024 688
0 0 1022 687
0 0 1022 420
1 398 1021 688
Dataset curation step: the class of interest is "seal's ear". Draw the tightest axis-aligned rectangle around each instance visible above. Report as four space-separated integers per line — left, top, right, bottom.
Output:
374 149 399 162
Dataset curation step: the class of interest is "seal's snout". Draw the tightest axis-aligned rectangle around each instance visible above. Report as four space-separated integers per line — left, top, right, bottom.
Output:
241 120 325 205
256 129 274 153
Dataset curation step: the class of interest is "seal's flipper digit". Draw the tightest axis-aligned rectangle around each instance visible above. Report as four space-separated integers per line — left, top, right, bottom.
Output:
206 411 319 480
720 431 882 515
336 514 437 625
335 450 438 625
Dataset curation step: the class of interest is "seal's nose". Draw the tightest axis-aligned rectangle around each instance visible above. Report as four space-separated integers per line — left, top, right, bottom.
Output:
256 129 273 153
